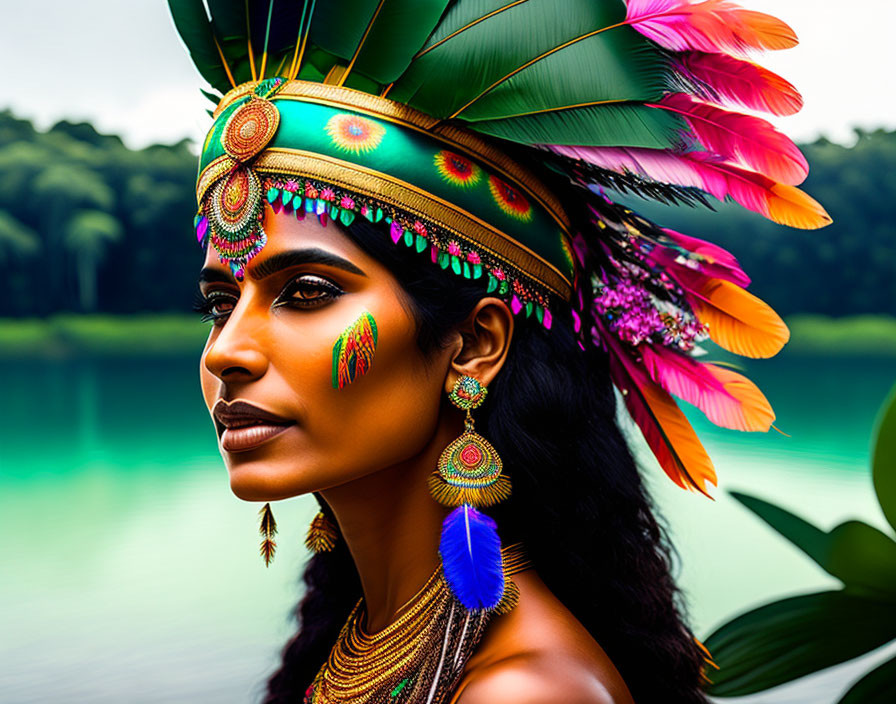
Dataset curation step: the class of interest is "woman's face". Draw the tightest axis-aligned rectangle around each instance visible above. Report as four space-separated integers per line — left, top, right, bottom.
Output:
198 209 455 501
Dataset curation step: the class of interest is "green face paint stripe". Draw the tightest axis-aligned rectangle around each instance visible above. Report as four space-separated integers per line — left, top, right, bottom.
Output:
331 334 343 389
331 311 378 389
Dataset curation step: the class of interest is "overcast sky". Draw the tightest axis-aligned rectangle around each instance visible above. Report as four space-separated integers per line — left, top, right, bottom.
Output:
1 0 893 149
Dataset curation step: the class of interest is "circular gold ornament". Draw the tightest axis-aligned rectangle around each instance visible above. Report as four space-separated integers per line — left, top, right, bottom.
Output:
448 376 487 411
222 97 280 162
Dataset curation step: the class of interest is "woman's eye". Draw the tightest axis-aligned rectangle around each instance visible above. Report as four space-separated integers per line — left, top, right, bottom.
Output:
192 290 237 326
276 274 344 307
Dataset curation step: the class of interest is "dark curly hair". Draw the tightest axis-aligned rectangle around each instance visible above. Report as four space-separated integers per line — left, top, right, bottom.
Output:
260 213 711 703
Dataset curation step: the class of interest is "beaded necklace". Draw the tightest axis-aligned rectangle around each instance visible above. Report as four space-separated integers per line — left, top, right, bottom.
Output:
304 543 532 704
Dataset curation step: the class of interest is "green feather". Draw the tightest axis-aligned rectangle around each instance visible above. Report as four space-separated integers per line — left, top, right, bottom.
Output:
168 0 232 93
308 1 383 64
389 1 666 120
471 103 685 148
349 1 453 84
456 34 668 122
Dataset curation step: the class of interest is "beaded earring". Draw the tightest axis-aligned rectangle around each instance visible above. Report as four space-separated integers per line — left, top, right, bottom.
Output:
431 376 518 613
305 511 339 553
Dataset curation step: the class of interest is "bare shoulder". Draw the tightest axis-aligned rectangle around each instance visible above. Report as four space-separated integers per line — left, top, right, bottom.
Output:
449 570 635 704
454 652 615 704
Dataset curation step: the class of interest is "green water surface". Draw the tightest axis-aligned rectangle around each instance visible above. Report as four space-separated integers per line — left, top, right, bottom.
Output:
1 354 894 703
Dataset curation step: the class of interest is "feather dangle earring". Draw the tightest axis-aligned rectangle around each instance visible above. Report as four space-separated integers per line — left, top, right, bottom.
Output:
306 510 339 553
431 376 518 613
258 502 277 567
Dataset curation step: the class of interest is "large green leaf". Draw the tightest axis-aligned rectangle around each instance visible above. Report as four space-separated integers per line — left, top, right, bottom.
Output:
702 590 896 696
351 1 453 84
730 491 896 597
873 383 896 533
468 103 683 149
457 31 667 123
838 653 896 704
390 0 668 121
309 0 382 63
168 0 232 93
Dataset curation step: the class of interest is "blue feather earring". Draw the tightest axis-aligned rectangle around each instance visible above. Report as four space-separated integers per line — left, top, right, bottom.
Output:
431 376 518 613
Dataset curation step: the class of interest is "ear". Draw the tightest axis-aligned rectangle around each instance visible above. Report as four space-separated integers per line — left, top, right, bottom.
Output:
446 297 514 393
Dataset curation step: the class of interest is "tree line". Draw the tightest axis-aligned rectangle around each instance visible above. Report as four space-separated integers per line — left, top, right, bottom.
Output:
0 110 893 318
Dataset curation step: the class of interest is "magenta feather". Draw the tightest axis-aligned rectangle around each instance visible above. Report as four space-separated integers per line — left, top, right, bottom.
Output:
597 319 717 496
625 0 799 55
677 52 803 116
547 144 827 229
656 228 750 287
640 345 774 431
653 93 808 184
439 504 504 610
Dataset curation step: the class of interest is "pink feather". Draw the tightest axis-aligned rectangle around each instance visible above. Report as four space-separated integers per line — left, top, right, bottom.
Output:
652 93 808 184
598 321 717 497
625 0 798 55
660 228 749 286
547 144 830 229
677 51 803 116
647 229 750 287
640 345 774 431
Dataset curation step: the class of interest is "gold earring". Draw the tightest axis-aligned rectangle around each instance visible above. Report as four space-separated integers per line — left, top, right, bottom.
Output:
306 511 339 553
430 375 518 612
428 376 511 508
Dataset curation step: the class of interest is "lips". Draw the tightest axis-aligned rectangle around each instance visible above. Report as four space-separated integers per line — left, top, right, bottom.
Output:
213 399 296 452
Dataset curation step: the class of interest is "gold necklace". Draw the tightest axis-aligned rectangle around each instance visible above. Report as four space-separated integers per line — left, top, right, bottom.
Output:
304 543 532 704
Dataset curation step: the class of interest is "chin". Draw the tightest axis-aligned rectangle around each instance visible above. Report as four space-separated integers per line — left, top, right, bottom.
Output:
225 458 316 502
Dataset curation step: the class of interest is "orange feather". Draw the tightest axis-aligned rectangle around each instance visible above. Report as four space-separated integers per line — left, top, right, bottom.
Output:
601 323 718 498
767 182 832 229
692 278 790 358
704 363 775 431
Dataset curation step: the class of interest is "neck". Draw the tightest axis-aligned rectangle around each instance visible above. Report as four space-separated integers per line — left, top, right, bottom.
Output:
320 418 459 633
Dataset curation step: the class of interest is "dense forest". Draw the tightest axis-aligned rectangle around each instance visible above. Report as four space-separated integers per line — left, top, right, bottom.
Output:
0 110 893 317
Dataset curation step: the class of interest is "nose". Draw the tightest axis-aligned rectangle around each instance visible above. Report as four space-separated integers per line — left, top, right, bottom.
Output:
202 301 270 382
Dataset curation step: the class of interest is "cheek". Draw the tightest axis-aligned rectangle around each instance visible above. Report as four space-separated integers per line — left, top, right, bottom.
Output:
276 306 444 481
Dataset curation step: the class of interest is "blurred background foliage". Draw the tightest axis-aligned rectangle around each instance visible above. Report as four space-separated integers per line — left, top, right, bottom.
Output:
1 108 894 321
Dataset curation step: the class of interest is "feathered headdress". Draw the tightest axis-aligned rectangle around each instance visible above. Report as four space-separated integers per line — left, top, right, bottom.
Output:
171 0 828 594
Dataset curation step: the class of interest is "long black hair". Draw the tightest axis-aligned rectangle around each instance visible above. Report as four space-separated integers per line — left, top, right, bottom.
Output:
261 213 711 703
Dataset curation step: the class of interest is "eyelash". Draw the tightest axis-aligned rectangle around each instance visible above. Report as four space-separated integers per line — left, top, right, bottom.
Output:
192 274 344 325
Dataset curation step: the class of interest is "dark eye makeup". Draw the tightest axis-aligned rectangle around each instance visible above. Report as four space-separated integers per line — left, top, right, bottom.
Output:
192 273 345 325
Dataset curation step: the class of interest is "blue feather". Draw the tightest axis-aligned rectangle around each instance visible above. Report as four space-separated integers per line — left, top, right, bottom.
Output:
439 504 504 610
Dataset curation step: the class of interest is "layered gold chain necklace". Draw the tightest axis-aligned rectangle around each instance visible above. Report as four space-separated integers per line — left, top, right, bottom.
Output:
304 543 532 704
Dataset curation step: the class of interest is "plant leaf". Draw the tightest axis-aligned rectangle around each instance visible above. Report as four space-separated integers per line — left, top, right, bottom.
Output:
702 589 896 696
730 491 896 597
838 652 896 704
872 382 896 533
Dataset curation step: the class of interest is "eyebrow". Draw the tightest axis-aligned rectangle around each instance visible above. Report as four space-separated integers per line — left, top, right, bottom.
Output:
198 248 366 285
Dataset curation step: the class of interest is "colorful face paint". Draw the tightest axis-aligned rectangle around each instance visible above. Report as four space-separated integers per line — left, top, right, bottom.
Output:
331 311 378 389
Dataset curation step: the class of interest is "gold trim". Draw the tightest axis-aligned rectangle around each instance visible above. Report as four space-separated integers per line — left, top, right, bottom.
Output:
196 156 237 205
210 80 571 234
197 150 573 299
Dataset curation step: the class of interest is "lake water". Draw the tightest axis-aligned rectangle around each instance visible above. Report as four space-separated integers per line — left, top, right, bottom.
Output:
1 353 894 703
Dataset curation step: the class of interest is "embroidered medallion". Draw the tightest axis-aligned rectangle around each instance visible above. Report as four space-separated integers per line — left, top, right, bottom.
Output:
206 164 267 279
448 376 487 410
222 97 280 162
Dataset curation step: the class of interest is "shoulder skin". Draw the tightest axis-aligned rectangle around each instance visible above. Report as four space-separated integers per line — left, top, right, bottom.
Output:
448 570 634 704
453 652 615 704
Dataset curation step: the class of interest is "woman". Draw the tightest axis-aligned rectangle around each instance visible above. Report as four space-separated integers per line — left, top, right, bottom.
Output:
174 1 829 702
